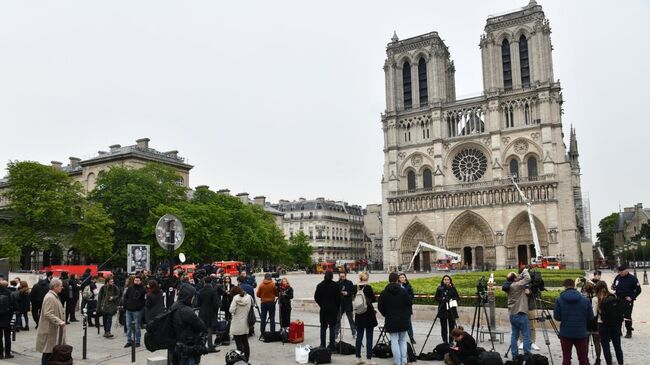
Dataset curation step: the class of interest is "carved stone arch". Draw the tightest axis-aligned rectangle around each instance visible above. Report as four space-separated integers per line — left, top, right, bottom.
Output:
514 26 534 41
495 30 514 45
413 51 430 63
505 211 549 266
417 164 434 175
502 137 542 162
445 210 495 268
396 54 413 68
399 152 435 177
399 219 435 267
443 142 492 169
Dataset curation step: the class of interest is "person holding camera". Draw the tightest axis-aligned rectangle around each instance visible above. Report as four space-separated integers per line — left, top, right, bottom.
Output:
171 283 207 365
435 275 459 344
553 278 593 365
503 268 532 359
256 273 278 335
337 272 357 338
277 278 294 330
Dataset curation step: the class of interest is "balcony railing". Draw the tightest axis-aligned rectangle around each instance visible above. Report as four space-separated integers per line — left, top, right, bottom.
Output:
390 174 556 197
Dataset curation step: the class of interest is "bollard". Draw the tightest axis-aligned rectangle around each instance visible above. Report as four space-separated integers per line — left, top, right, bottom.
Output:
131 320 136 363
644 268 649 285
82 309 87 359
10 316 15 342
96 311 100 335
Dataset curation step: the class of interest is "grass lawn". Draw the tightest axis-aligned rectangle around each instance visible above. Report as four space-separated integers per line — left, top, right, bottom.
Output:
371 269 585 308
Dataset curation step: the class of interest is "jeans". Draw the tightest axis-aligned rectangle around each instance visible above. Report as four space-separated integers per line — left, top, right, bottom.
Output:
260 302 276 334
599 323 623 365
15 312 28 328
559 336 588 365
389 331 408 365
125 309 143 344
320 320 336 348
234 334 250 361
103 314 113 334
355 326 374 359
407 316 414 339
510 313 531 357
336 309 356 336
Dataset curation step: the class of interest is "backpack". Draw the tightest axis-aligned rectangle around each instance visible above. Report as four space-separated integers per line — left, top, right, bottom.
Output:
600 294 625 327
372 342 392 358
0 294 11 314
308 346 332 364
352 285 367 315
144 308 177 351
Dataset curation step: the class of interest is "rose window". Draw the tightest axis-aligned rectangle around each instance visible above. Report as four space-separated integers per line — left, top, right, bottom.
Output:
452 148 488 182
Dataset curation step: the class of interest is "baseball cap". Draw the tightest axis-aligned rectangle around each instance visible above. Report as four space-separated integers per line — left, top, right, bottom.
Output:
617 265 627 272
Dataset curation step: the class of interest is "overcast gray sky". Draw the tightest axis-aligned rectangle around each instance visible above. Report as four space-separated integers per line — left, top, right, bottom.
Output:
1 1 648 240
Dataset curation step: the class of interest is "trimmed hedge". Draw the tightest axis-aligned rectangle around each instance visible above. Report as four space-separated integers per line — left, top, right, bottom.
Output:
371 269 584 308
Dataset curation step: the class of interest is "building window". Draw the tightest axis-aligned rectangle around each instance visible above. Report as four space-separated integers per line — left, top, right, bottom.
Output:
407 170 416 191
403 62 412 109
519 35 530 87
527 157 538 178
524 103 531 125
504 105 514 128
452 148 488 182
502 39 512 90
418 58 428 106
509 159 520 178
423 168 433 189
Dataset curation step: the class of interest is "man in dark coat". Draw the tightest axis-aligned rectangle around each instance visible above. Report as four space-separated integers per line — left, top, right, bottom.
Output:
612 265 642 338
378 272 411 365
314 271 341 350
197 276 220 352
124 276 147 347
171 283 207 365
336 272 357 337
0 280 15 359
29 276 50 329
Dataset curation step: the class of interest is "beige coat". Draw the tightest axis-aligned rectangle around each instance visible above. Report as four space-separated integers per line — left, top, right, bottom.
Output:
36 290 66 354
229 293 252 336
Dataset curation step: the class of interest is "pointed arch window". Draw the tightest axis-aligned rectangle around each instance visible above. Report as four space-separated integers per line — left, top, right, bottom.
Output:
402 62 412 109
407 170 416 191
524 102 531 125
423 168 433 189
519 34 530 87
502 39 512 90
418 58 428 106
509 159 519 179
504 104 514 128
527 157 538 178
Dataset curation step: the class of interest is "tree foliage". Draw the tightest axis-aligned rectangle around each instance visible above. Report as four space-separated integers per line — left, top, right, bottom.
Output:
288 231 313 267
70 202 114 262
596 212 619 258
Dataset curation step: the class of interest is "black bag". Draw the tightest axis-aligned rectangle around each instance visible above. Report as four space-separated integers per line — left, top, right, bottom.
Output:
479 350 504 365
529 354 550 365
48 328 73 365
144 308 177 351
335 341 355 355
434 342 451 357
260 331 282 343
308 346 332 364
247 307 256 327
417 351 441 361
372 342 392 358
600 295 625 327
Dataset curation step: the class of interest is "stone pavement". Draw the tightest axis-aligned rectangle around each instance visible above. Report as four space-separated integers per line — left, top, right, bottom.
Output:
1 270 647 364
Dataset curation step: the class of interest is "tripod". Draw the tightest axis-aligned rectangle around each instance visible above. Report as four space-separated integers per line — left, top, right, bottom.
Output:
418 312 439 356
470 291 496 351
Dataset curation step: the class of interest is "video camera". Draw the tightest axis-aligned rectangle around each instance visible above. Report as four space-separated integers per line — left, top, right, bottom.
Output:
528 268 546 293
476 276 488 301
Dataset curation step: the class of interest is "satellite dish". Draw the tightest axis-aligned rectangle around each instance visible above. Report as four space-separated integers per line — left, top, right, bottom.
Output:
179 253 186 264
155 214 185 250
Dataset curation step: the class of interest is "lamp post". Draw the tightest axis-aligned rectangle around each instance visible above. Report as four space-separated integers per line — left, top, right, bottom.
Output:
631 242 639 277
641 236 648 285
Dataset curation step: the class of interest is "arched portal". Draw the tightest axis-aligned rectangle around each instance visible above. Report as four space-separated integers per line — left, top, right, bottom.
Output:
446 211 495 269
400 221 435 271
506 211 548 267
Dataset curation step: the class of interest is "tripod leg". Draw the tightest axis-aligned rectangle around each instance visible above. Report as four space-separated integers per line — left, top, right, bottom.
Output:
481 301 496 351
419 315 438 356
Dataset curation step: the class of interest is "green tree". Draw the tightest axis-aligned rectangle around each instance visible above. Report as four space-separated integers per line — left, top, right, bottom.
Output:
596 212 619 258
288 230 313 267
70 202 114 262
1 161 83 265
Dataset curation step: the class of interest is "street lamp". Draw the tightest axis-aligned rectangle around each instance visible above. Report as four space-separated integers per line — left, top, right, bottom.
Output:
631 242 639 277
641 236 648 285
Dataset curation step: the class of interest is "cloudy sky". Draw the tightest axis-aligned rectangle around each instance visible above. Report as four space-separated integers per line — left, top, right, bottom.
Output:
1 1 648 240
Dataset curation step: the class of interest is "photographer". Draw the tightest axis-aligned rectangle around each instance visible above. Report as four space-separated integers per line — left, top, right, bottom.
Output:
277 278 294 330
435 275 459 344
337 272 357 338
256 273 278 335
171 283 207 365
503 268 531 359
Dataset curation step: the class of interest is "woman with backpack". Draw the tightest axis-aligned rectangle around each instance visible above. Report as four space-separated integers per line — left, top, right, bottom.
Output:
583 281 602 365
229 285 253 362
353 271 377 365
435 275 459 344
399 273 416 344
594 281 624 365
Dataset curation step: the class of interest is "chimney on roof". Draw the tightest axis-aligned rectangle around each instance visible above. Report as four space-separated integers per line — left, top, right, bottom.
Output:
51 161 63 169
136 138 150 150
69 157 81 168
165 150 178 158
236 192 250 205
254 196 266 207
217 189 231 195
195 185 210 190
98 151 107 155
299 197 306 202
109 144 121 153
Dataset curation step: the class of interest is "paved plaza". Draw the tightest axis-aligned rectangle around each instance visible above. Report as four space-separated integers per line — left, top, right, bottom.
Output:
1 271 648 364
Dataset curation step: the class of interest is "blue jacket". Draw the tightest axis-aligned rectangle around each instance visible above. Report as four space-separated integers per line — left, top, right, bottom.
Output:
553 288 593 339
612 274 642 300
239 282 255 298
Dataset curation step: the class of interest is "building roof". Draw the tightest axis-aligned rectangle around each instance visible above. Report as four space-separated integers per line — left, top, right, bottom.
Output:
271 198 363 216
615 208 650 232
81 144 193 170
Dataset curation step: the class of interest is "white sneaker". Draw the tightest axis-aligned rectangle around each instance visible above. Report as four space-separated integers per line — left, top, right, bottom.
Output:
532 343 541 351
518 342 523 350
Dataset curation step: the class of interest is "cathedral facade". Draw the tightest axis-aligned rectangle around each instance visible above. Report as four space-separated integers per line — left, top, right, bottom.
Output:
381 1 587 271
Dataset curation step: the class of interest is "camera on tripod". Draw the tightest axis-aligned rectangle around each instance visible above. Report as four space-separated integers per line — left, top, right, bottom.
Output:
528 268 546 294
476 276 488 302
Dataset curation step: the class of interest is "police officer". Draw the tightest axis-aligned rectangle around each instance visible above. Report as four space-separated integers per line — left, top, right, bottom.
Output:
612 265 642 338
171 283 207 365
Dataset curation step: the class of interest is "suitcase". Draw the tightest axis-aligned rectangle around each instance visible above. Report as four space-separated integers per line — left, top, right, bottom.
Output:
288 320 305 343
308 346 331 364
48 328 73 365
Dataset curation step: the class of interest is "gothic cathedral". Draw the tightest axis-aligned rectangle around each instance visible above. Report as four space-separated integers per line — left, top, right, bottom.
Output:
381 1 588 270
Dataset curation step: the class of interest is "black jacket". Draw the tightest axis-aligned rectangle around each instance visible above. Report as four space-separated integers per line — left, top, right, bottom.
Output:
197 285 220 328
171 284 206 344
338 279 356 313
145 290 164 323
314 278 341 323
612 274 642 300
64 278 80 302
454 331 478 360
278 286 294 308
124 284 147 311
13 290 30 314
378 282 411 333
354 284 378 329
30 279 50 307
435 284 459 320
0 288 15 328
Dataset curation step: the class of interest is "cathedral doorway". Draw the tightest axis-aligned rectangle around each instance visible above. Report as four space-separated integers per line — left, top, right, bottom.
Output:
463 246 473 267
446 211 495 268
506 212 548 267
517 244 528 267
475 246 485 269
400 221 435 271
